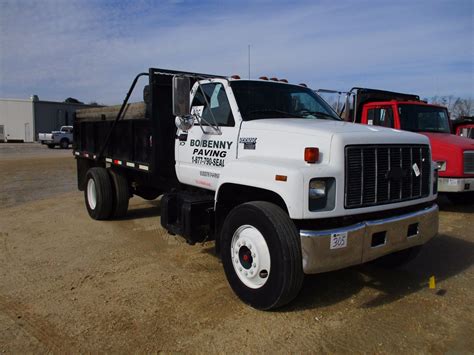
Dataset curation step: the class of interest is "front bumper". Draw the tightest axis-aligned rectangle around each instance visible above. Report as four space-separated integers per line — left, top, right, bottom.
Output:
438 177 474 192
300 204 438 274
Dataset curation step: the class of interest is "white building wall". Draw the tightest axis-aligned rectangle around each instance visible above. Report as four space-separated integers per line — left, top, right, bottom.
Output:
0 99 34 142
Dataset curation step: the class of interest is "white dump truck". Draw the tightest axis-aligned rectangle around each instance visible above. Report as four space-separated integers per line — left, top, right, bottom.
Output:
39 125 73 148
74 68 439 310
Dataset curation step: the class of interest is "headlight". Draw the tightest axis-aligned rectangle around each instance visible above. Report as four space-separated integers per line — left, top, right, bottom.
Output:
309 178 336 211
309 180 326 199
436 160 447 172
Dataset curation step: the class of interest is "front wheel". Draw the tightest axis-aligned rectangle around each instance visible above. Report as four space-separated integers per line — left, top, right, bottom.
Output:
221 201 303 310
447 192 473 205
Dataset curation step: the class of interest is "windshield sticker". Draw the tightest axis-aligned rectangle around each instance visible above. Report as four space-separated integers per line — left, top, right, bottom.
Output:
239 137 257 150
191 106 204 116
190 139 233 167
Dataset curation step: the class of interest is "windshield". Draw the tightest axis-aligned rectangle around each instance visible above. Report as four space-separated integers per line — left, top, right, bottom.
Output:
230 81 341 121
398 104 450 133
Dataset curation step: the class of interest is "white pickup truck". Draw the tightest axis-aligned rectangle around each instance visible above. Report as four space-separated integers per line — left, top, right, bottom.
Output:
74 68 439 310
39 125 73 149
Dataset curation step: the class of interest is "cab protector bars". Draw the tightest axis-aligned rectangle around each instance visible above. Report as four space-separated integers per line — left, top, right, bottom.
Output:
95 68 228 160
97 72 149 160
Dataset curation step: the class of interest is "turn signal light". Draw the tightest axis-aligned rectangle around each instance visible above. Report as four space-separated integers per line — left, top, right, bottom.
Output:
304 147 319 163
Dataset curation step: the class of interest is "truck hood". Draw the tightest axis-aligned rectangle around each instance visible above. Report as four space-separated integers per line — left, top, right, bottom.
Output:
420 132 474 176
242 118 395 135
239 119 429 165
420 132 474 150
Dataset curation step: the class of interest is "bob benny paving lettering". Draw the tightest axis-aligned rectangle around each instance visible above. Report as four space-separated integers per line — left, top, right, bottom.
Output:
190 139 233 167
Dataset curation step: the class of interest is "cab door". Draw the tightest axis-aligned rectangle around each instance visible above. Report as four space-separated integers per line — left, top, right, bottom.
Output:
175 79 239 190
366 105 396 128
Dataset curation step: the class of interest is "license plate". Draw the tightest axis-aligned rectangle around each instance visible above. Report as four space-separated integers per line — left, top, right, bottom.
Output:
330 232 348 249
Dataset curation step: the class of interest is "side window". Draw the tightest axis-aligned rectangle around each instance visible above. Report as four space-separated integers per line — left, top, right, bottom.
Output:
191 83 234 127
368 107 394 128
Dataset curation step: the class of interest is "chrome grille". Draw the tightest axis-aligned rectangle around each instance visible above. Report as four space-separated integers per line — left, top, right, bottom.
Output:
464 151 474 174
345 145 431 208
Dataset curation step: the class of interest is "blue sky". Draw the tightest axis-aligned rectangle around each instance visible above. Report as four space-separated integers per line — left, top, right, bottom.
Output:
0 0 472 104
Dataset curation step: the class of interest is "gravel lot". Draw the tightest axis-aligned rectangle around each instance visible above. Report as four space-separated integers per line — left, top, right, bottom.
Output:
1 143 473 353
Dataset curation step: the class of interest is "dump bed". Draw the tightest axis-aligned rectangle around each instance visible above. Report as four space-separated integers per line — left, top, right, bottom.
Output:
73 69 181 191
73 68 222 191
75 102 152 170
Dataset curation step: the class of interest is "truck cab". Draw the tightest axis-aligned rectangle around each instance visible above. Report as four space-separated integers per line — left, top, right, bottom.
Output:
331 88 474 202
74 70 439 310
453 117 474 139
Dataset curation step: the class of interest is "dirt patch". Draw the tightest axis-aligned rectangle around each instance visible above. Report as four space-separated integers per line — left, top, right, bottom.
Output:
0 144 473 352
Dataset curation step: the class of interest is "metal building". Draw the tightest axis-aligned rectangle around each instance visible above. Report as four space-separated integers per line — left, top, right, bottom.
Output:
0 96 98 142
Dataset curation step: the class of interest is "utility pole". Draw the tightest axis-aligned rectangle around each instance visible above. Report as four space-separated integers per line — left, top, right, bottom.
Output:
248 44 251 79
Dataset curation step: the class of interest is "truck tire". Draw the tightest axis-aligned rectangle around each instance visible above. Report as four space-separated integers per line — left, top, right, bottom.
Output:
60 138 69 149
447 192 473 205
84 167 113 220
371 245 422 268
221 201 304 310
47 144 55 149
109 169 130 219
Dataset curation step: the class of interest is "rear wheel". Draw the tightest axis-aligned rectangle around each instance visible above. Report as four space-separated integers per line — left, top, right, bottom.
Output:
221 201 303 310
109 169 130 219
60 138 69 149
84 167 113 220
372 246 422 268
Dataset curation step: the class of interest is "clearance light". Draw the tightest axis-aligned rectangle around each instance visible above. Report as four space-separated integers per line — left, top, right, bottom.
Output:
270 77 279 81
304 147 319 163
231 75 241 79
280 79 288 83
299 83 308 87
259 76 269 80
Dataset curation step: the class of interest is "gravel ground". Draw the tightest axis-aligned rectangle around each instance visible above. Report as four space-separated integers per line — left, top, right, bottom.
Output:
0 143 473 353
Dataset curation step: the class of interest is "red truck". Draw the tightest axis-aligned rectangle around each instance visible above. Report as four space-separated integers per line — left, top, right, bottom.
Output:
453 117 474 139
319 88 474 203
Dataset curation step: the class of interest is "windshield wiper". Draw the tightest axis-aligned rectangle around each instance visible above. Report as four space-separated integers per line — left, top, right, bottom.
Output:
248 109 302 118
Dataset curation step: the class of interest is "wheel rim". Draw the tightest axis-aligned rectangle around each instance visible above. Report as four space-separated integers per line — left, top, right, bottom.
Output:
87 178 97 210
231 225 271 289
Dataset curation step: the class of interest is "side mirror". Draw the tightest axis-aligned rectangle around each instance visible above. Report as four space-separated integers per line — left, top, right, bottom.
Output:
172 76 190 116
343 93 351 121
